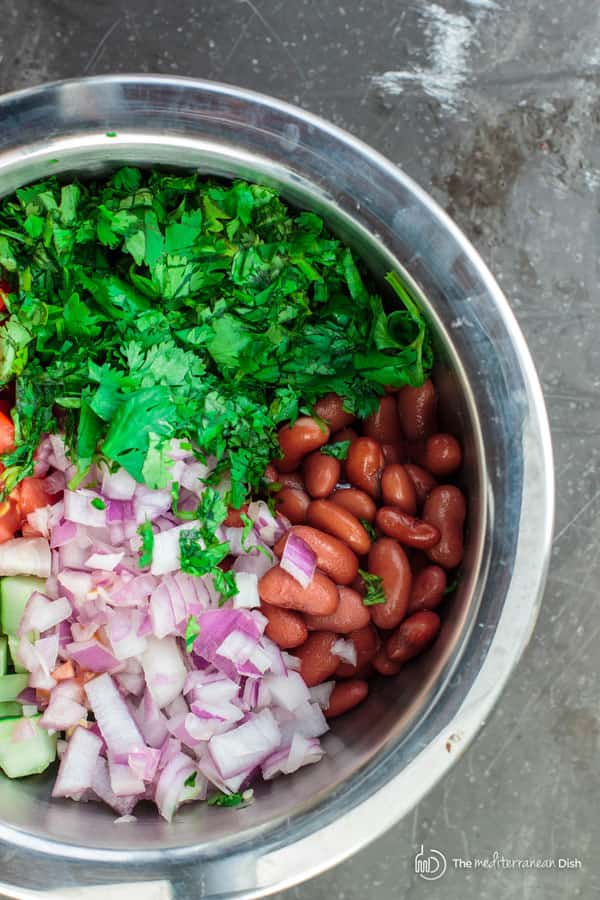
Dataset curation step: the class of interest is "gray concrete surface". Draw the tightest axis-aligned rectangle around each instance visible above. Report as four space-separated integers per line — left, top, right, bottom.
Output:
0 1 597 897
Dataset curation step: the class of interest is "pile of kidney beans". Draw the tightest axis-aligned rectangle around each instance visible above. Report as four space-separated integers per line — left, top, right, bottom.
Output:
259 379 466 719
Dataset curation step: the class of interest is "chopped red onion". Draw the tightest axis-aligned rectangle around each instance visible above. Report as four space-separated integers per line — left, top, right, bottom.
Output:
84 673 145 763
50 520 77 548
209 709 281 779
41 694 87 731
85 551 124 571
18 592 71 636
332 638 357 667
101 466 137 500
280 533 317 588
128 746 161 783
91 757 138 816
155 753 197 822
52 727 102 798
140 636 187 708
64 490 107 527
150 521 199 576
108 758 145 797
309 682 335 709
67 639 119 673
232 572 260 609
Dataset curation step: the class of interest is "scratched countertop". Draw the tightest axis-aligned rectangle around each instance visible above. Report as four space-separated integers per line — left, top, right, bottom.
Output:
0 1 597 898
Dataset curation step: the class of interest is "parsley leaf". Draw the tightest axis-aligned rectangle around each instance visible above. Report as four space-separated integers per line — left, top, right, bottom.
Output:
90 497 106 510
321 440 351 460
207 791 245 807
358 568 387 606
0 169 432 501
360 517 377 542
137 520 154 568
185 615 201 653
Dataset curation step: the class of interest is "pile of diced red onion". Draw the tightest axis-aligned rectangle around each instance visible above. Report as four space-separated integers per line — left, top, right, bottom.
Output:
9 436 335 821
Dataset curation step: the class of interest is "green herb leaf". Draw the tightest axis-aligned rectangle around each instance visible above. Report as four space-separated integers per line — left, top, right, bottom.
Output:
207 791 245 807
90 497 106 510
184 772 197 788
185 615 201 653
358 568 386 606
137 520 154 568
359 517 377 541
321 440 351 460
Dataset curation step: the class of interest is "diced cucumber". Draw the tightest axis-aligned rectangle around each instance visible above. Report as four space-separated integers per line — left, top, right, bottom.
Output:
0 715 56 778
0 576 47 636
0 636 6 675
0 674 29 702
0 701 21 718
7 635 26 674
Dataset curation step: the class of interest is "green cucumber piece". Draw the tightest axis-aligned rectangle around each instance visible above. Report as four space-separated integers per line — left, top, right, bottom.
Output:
0 576 47 636
7 635 26 674
0 715 56 778
0 701 21 718
0 636 6 675
0 674 29 702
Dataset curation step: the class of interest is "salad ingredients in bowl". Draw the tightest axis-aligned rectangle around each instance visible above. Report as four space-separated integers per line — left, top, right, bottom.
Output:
0 168 464 821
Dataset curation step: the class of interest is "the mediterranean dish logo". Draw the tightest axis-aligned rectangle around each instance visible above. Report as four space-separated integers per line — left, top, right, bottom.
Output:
414 846 582 880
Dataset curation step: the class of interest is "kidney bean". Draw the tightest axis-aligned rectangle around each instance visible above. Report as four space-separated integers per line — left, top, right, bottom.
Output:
404 464 437 507
263 464 279 484
259 565 339 616
381 442 403 466
335 624 380 677
346 437 385 498
276 470 305 491
410 550 431 574
364 396 402 445
275 487 311 524
325 679 369 717
224 503 249 527
306 499 371 556
314 393 356 432
333 426 359 444
375 507 441 549
397 379 437 441
423 485 466 569
368 538 412 630
304 586 371 633
276 416 330 472
371 648 402 676
261 604 308 649
274 525 359 586
331 487 377 523
408 565 447 613
303 451 341 499
381 464 417 514
293 631 341 686
421 433 462 477
386 611 441 664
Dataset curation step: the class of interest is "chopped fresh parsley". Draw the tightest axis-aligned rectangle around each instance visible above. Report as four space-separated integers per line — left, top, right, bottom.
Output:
184 772 197 788
0 169 432 501
213 568 238 606
358 568 386 606
207 790 247 807
90 497 106 510
137 520 154 568
360 517 377 542
321 440 351 460
240 512 254 550
185 616 201 653
179 529 230 575
178 486 239 601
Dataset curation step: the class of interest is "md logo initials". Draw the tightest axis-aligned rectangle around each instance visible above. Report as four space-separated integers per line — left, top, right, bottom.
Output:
414 845 448 881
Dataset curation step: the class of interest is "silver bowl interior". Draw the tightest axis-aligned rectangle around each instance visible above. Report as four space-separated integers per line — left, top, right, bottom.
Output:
0 77 552 899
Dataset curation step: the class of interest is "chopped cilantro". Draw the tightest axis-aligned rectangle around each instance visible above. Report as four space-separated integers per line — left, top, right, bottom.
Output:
184 772 197 788
90 497 106 510
444 577 459 595
0 169 432 502
185 616 201 653
137 520 154 568
240 512 254 551
358 568 386 606
321 440 351 460
207 791 245 807
214 568 238 606
360 517 377 541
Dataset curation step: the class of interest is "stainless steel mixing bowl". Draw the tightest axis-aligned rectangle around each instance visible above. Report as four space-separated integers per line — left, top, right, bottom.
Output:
0 76 553 900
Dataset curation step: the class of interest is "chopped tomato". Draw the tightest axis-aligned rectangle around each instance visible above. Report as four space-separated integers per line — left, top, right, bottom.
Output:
52 661 75 682
0 498 19 543
16 476 54 518
0 411 14 454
